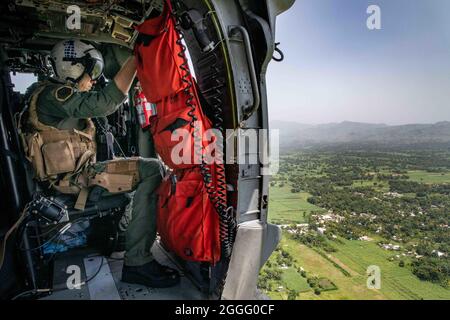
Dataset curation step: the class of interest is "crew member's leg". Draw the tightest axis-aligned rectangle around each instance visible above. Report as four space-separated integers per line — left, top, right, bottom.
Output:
122 158 179 287
123 158 161 266
90 157 179 287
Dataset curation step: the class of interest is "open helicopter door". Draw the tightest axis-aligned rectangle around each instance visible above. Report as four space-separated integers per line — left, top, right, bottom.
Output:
170 0 294 298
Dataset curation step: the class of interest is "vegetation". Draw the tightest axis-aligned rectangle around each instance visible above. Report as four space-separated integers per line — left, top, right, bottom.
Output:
260 149 450 300
267 186 324 224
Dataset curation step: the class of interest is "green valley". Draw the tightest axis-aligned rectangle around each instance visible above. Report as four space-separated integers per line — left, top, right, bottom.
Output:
260 148 450 300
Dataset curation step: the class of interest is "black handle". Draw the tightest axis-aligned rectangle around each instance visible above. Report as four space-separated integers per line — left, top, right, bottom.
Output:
181 9 215 53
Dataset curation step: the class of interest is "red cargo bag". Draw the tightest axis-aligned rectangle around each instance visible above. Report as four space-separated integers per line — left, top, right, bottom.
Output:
156 167 221 264
134 0 186 103
149 89 214 170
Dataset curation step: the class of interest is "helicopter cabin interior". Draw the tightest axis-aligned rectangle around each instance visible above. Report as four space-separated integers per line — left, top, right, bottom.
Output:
0 0 294 300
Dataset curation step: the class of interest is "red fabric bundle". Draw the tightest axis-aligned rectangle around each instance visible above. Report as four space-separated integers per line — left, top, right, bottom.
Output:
134 0 186 103
135 0 224 264
156 167 221 264
149 87 213 170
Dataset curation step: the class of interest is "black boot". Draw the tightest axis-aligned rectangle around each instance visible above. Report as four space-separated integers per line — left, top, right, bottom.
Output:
122 260 180 288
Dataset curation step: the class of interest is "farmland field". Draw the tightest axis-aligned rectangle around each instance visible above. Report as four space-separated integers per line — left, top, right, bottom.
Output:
281 268 311 293
407 170 450 184
259 149 450 300
268 186 324 224
330 239 450 300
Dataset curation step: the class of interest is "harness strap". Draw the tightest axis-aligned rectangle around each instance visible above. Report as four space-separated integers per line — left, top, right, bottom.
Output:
74 187 89 211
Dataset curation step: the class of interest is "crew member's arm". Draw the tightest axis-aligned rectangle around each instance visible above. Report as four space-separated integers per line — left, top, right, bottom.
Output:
39 57 137 120
113 56 137 95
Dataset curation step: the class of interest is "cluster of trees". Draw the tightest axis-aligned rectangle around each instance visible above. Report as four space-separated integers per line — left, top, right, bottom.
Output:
258 248 295 293
258 268 282 292
276 248 295 267
305 276 337 295
287 289 299 300
378 173 409 181
431 184 450 195
291 229 338 252
389 180 450 197
307 188 388 215
405 241 449 286
324 220 366 241
389 180 429 194
412 257 449 287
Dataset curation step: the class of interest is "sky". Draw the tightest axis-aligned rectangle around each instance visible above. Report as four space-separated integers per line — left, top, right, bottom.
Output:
11 73 36 94
266 0 450 125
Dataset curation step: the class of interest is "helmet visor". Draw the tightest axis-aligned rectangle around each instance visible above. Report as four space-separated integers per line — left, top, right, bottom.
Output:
85 58 104 81
62 54 104 82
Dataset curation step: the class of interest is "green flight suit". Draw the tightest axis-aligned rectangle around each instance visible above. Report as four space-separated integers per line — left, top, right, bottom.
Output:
30 79 161 266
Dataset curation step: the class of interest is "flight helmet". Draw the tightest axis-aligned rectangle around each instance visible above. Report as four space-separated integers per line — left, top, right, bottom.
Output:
50 39 104 84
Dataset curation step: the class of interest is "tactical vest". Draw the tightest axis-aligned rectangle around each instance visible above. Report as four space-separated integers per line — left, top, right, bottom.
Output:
20 82 97 194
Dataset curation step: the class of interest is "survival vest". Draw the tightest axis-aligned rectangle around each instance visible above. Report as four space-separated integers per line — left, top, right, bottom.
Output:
20 82 97 194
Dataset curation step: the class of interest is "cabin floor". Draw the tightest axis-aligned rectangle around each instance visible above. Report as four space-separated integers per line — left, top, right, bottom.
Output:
41 242 206 300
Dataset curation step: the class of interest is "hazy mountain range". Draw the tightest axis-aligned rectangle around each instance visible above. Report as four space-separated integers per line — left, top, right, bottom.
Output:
270 120 450 150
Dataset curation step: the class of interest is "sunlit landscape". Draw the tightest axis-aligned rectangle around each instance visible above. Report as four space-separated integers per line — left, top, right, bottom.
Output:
260 143 450 300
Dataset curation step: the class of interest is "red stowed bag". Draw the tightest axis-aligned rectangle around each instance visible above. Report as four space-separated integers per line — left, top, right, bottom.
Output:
150 89 213 169
156 167 221 264
134 0 186 102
